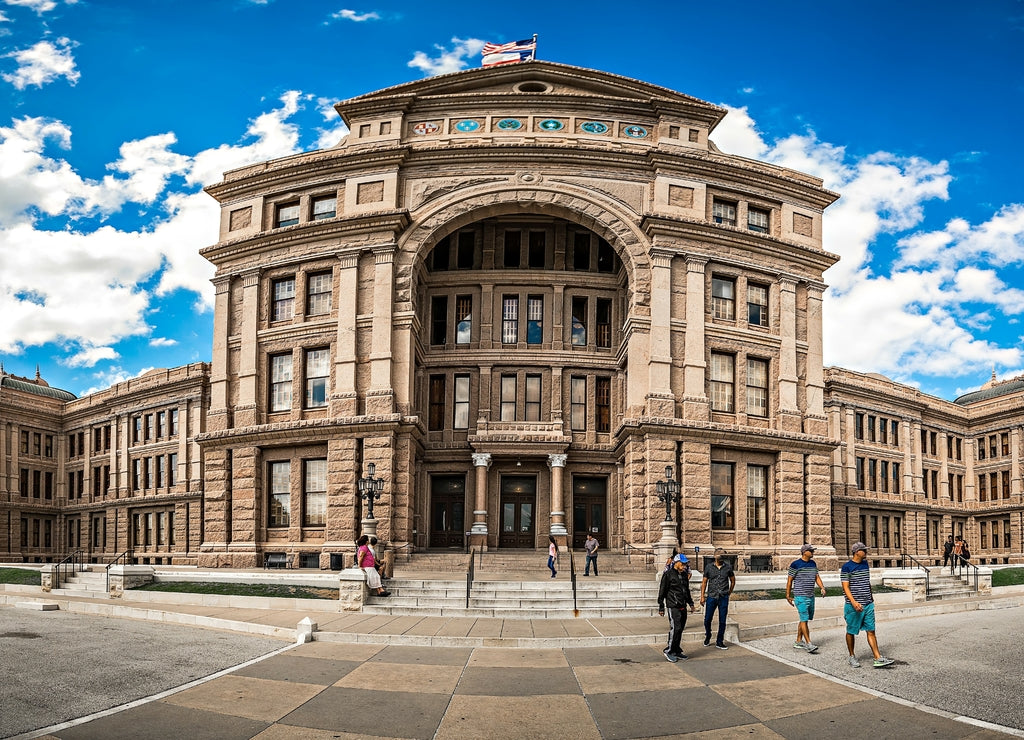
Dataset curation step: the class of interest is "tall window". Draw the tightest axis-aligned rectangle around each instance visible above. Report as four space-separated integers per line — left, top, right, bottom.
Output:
571 296 588 346
747 207 770 234
597 240 614 272
431 295 447 345
270 353 293 412
502 296 519 344
304 459 327 526
712 277 736 321
525 374 542 422
747 283 768 327
746 358 768 417
747 464 768 530
595 377 611 432
429 375 445 430
503 230 521 267
571 377 587 431
457 232 475 269
596 298 612 348
892 462 900 494
527 296 543 344
169 409 178 437
156 411 166 438
272 278 295 321
500 375 517 421
268 461 290 527
528 231 546 268
711 462 734 529
573 232 590 270
431 238 450 270
455 295 472 344
305 349 330 408
156 456 166 488
276 202 299 227
453 374 470 429
168 453 177 487
312 196 336 220
307 272 332 315
712 199 737 226
710 352 735 412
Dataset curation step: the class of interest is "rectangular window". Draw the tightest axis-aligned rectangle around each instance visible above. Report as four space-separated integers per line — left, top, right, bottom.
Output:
597 240 614 272
455 295 472 344
503 230 521 268
746 464 768 530
453 374 470 429
869 516 878 548
528 231 546 268
429 375 445 431
132 459 141 491
19 468 28 497
44 471 53 499
977 437 986 460
270 354 292 412
892 420 899 447
306 272 332 316
527 296 543 344
710 352 735 412
500 375 517 422
272 278 296 321
502 296 519 344
431 238 450 271
431 295 448 345
45 435 53 457
33 470 41 499
712 276 735 320
20 431 29 454
894 517 902 549
1003 470 1011 499
571 376 587 431
169 410 178 437
880 419 888 445
855 457 864 490
747 207 770 234
132 416 142 444
304 348 330 408
155 411 165 439
145 414 154 441
747 283 768 327
312 196 336 220
746 358 768 417
981 522 988 549
855 413 864 440
276 202 300 227
596 377 611 432
978 474 988 502
156 455 166 488
168 454 177 487
867 459 877 491
711 462 734 529
712 199 737 226
596 298 612 348
989 435 996 458
525 374 542 422
867 415 876 442
573 232 590 270
268 461 291 527
571 296 588 346
304 459 327 526
1002 432 1010 456
32 433 41 455
457 231 475 269
880 460 889 493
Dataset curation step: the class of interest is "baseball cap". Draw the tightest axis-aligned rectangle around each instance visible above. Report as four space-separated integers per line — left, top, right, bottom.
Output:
800 544 816 554
673 554 689 564
850 541 868 554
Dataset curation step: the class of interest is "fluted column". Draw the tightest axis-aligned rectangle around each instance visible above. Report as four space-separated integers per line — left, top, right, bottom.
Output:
804 283 827 434
777 276 799 430
470 453 491 548
235 269 261 427
208 275 232 431
647 249 674 417
332 252 359 416
548 453 568 541
909 420 922 496
682 257 708 420
367 245 396 415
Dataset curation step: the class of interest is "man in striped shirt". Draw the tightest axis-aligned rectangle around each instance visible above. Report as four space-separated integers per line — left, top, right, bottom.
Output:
786 544 827 653
841 542 895 668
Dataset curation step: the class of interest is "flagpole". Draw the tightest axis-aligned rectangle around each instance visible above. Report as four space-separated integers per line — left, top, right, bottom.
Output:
532 34 538 61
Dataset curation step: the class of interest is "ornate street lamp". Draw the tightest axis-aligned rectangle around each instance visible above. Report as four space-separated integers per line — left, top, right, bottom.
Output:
655 465 679 522
358 462 385 519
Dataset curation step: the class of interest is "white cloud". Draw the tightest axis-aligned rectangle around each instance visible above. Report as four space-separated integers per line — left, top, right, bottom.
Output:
408 37 485 76
3 0 58 13
2 37 79 89
149 337 177 347
64 346 117 368
330 8 379 22
80 365 153 397
0 10 10 21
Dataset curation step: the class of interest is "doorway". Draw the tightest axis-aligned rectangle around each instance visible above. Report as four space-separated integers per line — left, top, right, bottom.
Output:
499 476 536 548
429 475 466 549
572 476 607 549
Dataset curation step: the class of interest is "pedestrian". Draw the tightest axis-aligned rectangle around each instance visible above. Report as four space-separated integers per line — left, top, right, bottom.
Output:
663 548 678 572
583 532 600 576
951 536 964 573
786 544 827 653
841 542 894 668
658 554 696 662
700 547 735 649
547 535 559 578
942 535 954 569
356 535 390 597
369 535 387 581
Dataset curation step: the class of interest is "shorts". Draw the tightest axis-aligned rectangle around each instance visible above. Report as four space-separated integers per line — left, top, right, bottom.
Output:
794 595 815 622
844 601 875 634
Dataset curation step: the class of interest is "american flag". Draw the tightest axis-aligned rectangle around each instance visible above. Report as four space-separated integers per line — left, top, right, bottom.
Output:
481 37 536 67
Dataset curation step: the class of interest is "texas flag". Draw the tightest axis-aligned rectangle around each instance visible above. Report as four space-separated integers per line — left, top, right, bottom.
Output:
481 37 537 67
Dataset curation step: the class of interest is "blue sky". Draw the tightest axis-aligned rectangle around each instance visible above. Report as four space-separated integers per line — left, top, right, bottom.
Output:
1 0 1022 402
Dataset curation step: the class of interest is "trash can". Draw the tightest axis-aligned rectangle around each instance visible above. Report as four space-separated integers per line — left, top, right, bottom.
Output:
329 552 345 571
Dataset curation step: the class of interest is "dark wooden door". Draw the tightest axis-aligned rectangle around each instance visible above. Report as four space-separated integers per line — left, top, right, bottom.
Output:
499 476 536 548
429 475 466 549
572 476 607 549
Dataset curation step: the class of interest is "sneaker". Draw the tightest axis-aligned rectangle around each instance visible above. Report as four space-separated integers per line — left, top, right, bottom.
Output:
379 591 391 597
804 643 819 654
715 643 728 650
873 656 895 668
848 656 860 668
703 635 711 646
793 642 807 651
676 652 688 660
665 652 679 663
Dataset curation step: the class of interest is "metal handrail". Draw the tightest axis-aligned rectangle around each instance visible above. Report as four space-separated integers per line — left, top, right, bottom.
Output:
900 552 931 595
391 542 414 562
568 549 578 615
466 548 476 608
623 543 656 566
105 549 134 594
951 555 980 592
51 550 85 590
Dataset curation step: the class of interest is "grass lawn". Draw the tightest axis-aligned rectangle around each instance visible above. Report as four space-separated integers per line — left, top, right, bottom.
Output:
131 581 339 600
0 568 42 586
992 568 1024 587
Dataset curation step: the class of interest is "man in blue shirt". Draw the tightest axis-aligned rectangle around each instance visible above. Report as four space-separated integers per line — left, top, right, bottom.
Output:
700 548 735 649
841 542 894 668
786 544 827 653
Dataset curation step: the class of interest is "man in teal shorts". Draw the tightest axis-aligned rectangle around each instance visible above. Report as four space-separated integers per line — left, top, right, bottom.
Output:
786 544 827 653
840 542 894 668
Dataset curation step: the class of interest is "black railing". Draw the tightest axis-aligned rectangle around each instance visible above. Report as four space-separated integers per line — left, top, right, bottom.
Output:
951 555 980 592
900 552 931 595
52 550 85 590
466 548 476 608
568 549 578 615
623 543 656 567
106 549 134 594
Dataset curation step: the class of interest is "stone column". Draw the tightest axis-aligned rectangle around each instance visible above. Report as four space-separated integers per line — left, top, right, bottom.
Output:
470 453 491 548
804 283 827 435
844 407 857 489
332 252 359 417
939 432 950 499
777 277 800 432
1012 427 1021 497
367 245 396 415
646 249 675 417
965 437 976 501
208 275 232 432
548 453 568 543
910 420 923 496
235 269 261 427
682 257 708 420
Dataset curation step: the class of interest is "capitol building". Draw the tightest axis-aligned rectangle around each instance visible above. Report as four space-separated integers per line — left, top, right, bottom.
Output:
2 63 1021 570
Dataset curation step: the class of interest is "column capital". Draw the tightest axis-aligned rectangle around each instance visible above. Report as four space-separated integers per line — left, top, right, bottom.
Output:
212 274 232 291
776 275 798 291
337 252 359 270
372 244 398 263
650 249 674 268
547 453 568 468
241 268 261 288
472 452 492 469
685 256 708 272
806 281 828 298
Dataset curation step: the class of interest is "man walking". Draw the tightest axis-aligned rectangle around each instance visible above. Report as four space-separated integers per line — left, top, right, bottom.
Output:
583 532 599 576
700 547 735 649
942 535 954 569
841 542 894 668
658 554 696 662
786 544 827 653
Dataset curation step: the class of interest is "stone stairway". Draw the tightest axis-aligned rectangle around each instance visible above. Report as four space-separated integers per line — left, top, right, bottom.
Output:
927 567 980 600
51 565 109 598
392 550 657 576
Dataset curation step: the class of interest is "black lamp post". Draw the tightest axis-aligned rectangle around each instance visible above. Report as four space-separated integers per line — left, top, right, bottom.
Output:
655 465 679 522
358 462 385 519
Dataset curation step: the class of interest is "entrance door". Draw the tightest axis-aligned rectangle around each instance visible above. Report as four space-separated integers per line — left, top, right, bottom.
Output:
572 476 607 549
429 475 466 549
499 476 536 548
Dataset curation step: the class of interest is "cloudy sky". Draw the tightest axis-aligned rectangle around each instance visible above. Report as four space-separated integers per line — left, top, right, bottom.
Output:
0 0 1022 401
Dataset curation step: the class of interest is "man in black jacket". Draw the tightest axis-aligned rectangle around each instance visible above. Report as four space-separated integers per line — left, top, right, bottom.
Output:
658 554 696 662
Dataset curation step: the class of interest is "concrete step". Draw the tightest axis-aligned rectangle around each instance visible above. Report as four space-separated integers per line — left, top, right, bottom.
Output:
360 603 663 619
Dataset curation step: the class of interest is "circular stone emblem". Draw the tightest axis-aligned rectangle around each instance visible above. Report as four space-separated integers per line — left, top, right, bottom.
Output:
412 121 440 135
496 118 523 131
538 119 564 131
454 119 480 132
580 121 609 134
623 125 649 138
